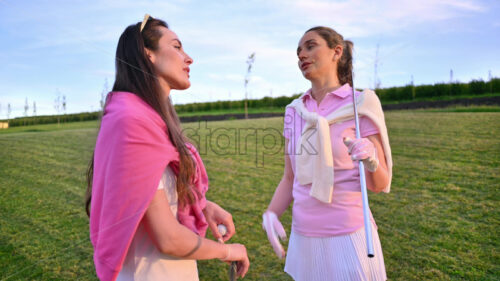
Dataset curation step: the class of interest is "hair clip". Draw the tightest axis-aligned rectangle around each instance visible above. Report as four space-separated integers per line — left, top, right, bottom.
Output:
140 14 150 32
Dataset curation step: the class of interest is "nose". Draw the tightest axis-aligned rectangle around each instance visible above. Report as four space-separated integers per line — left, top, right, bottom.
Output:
185 53 193 65
298 49 307 62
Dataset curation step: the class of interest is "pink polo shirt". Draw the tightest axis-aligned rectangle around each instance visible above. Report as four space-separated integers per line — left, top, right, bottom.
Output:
283 84 379 237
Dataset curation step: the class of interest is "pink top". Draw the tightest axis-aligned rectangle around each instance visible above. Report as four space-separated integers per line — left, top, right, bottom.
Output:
283 84 379 237
90 92 208 281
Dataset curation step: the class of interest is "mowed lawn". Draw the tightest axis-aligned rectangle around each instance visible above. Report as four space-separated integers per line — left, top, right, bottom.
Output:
0 110 498 280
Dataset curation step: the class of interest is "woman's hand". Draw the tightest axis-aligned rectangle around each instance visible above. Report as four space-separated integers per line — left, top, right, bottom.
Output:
203 200 235 242
343 137 379 172
262 210 286 259
221 243 250 278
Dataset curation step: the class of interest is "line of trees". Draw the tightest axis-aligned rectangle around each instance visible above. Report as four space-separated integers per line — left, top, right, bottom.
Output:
175 78 499 113
2 77 499 127
375 78 499 102
174 94 300 113
6 111 100 127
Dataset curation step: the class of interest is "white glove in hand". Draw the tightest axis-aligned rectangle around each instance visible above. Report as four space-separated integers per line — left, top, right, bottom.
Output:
343 137 379 172
262 211 286 259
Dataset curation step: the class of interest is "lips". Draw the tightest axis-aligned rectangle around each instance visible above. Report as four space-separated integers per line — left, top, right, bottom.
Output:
183 67 190 77
300 62 311 71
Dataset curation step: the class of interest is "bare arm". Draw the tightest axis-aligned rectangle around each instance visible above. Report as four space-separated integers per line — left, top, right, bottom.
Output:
267 138 294 217
142 189 248 264
142 189 226 259
365 134 389 193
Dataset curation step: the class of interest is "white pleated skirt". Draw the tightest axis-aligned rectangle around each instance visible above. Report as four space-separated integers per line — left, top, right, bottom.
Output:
284 225 387 281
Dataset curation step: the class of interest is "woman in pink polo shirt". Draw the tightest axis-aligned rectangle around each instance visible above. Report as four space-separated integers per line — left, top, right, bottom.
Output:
263 26 392 280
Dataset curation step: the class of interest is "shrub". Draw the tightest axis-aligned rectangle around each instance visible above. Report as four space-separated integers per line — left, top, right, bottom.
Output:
469 79 487 95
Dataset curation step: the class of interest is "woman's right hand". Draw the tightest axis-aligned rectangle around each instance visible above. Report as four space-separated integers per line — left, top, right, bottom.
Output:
262 210 286 259
222 243 250 278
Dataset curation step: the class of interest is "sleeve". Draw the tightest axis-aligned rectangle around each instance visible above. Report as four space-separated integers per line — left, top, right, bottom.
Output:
157 174 165 190
360 116 379 138
283 107 295 140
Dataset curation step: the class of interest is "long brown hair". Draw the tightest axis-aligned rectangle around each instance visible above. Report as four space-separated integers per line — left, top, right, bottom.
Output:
85 17 197 216
306 26 353 86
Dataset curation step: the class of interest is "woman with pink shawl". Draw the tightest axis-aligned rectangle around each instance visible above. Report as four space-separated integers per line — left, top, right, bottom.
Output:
85 15 249 281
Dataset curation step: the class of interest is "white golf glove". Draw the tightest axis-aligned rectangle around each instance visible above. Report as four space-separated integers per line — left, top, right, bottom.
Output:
343 137 379 172
262 210 287 259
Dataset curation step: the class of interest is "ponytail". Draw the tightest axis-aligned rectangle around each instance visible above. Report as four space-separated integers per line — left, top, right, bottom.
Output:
338 40 353 86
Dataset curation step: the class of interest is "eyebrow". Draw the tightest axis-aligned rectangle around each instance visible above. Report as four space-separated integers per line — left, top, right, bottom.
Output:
172 39 182 47
297 39 317 55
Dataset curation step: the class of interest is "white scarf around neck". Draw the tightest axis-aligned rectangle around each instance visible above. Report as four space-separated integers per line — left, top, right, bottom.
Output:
286 89 392 203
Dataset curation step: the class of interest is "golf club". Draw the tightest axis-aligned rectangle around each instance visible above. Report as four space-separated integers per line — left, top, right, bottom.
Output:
217 224 238 281
351 73 375 258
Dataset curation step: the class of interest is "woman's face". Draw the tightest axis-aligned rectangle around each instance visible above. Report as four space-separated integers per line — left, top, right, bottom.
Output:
297 31 340 81
147 27 193 91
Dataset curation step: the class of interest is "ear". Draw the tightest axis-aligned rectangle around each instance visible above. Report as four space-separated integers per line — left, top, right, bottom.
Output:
333 45 343 61
144 48 156 64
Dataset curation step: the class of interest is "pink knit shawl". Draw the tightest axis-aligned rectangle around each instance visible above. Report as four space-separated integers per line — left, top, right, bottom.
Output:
89 91 208 281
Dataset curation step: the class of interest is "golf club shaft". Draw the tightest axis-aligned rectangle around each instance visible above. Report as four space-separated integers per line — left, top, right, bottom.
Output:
352 83 375 258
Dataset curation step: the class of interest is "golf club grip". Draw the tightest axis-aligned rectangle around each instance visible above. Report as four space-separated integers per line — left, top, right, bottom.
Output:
229 261 237 281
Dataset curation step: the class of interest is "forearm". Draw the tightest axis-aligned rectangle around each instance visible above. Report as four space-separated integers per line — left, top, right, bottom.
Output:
364 134 389 192
267 175 293 217
143 189 228 260
366 163 389 192
153 221 227 260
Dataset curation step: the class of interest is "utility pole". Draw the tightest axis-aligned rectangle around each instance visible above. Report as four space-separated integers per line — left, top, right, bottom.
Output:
55 89 61 126
100 78 108 111
374 44 380 89
450 69 453 83
24 97 29 117
7 103 11 123
489 70 492 93
411 75 415 100
244 52 255 119
62 95 67 114
24 98 29 126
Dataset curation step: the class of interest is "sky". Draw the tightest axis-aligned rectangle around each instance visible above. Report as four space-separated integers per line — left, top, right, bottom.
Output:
0 0 499 118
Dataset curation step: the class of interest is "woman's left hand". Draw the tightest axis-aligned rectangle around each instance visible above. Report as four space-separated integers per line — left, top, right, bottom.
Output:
343 137 379 172
203 200 235 242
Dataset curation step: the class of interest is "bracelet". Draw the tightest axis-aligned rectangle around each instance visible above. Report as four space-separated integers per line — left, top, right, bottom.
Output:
181 235 202 258
221 244 231 261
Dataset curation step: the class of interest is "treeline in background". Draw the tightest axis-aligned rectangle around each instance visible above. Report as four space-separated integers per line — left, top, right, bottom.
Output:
3 78 499 127
5 112 101 127
176 77 500 112
376 77 500 102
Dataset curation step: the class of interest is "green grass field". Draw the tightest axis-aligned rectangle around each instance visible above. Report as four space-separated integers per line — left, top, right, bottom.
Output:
0 109 499 280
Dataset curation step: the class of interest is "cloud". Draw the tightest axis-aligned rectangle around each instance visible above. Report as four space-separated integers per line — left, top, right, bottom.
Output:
267 0 486 37
207 73 245 82
1 0 495 115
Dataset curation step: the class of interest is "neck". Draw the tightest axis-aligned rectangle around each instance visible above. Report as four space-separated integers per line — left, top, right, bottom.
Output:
310 75 342 105
158 79 172 102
